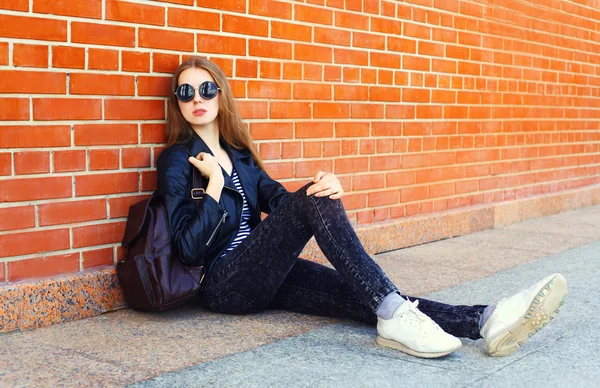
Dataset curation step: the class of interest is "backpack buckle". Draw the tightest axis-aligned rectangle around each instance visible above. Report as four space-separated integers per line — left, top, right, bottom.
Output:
191 188 205 199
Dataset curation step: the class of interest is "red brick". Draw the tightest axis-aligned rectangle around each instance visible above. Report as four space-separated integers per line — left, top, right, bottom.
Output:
404 22 431 39
315 27 351 46
263 162 293 179
370 155 402 171
335 122 369 138
372 122 402 137
34 0 101 18
141 124 167 144
109 195 151 218
303 141 322 158
168 7 219 30
295 4 332 25
39 199 107 227
106 0 164 25
296 122 334 138
13 44 48 68
335 11 369 30
248 81 291 99
74 124 138 146
76 172 139 196
0 14 67 41
260 142 281 160
136 76 170 97
52 46 85 69
295 160 334 178
371 17 401 35
335 157 369 174
223 15 268 37
33 98 101 121
0 176 71 202
260 61 281 79
104 99 165 120
250 122 293 140
201 0 246 12
0 70 66 94
121 51 150 73
198 34 246 56
0 153 10 176
368 190 399 207
293 83 332 100
0 206 35 232
351 103 384 118
141 170 157 191
14 151 50 175
73 221 126 248
270 21 311 43
270 102 311 119
122 148 151 168
314 103 350 118
386 171 415 186
249 40 292 60
401 186 428 202
237 101 268 119
71 22 135 47
334 48 369 66
150 53 178 74
70 74 134 96
8 252 78 282
370 86 400 102
352 174 385 191
53 150 86 172
281 142 301 159
371 52 401 69
236 59 258 78
0 42 7 65
0 0 28 11
88 48 119 71
139 28 194 52
82 248 114 269
250 0 292 19
295 44 332 64
334 85 368 101
0 99 29 121
0 125 70 148
353 32 385 50
89 149 120 170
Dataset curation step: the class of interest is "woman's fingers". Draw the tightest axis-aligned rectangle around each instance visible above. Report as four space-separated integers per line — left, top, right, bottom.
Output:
313 170 327 183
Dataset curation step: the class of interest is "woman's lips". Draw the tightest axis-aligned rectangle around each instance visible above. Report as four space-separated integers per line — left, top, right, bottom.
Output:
192 109 207 117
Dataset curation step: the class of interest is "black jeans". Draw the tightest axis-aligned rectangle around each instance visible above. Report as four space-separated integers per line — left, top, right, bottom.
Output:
201 184 486 340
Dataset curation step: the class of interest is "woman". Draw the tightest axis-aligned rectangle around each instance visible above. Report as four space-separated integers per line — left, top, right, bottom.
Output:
156 57 567 359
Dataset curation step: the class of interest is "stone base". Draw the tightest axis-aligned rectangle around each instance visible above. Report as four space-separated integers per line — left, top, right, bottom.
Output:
2 183 599 333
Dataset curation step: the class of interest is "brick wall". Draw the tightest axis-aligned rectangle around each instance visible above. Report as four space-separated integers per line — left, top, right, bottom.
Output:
0 0 599 284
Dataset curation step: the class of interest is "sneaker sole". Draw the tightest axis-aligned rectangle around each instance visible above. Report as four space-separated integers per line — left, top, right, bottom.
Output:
487 274 567 357
376 336 462 358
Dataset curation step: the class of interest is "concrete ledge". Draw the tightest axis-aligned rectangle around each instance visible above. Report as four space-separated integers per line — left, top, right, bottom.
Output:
2 183 599 333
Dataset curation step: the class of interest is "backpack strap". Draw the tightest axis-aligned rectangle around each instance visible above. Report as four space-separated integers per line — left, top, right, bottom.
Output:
187 149 205 200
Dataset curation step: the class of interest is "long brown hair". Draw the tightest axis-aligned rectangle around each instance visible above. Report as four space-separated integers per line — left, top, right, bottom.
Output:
166 56 264 170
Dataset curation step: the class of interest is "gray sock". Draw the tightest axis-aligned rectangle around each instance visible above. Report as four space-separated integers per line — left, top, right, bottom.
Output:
376 292 406 320
479 304 496 330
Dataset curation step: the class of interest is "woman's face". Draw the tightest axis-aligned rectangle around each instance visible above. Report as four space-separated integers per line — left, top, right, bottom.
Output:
177 67 220 129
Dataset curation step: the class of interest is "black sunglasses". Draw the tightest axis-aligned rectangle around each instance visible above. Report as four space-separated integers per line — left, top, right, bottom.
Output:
175 81 220 102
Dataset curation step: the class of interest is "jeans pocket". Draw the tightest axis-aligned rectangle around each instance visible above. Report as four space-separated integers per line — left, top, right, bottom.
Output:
204 291 258 315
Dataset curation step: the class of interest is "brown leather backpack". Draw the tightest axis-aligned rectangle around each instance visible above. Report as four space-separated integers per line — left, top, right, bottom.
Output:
117 162 205 312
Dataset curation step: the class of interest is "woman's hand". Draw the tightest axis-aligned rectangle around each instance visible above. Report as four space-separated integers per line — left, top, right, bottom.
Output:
306 171 344 200
188 152 222 181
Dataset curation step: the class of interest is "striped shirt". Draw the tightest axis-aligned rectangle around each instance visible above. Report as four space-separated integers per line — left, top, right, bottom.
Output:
220 167 252 257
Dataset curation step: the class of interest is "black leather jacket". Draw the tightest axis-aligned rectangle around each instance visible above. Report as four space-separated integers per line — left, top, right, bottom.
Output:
156 132 290 273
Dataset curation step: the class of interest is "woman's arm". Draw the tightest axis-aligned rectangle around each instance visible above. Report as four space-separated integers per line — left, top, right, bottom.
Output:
156 146 226 266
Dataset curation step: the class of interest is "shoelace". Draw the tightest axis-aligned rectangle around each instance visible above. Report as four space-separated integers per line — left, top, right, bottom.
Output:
405 299 441 332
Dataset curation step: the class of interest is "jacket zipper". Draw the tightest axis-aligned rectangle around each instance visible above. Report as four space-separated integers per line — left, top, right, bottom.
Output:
206 210 228 247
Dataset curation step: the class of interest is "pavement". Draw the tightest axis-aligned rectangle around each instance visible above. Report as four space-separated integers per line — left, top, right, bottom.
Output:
1 205 599 387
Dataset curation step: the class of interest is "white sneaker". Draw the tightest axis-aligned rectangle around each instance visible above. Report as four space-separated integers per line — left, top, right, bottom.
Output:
481 273 567 357
376 299 462 358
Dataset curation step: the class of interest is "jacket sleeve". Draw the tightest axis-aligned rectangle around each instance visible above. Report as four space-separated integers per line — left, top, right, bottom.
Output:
256 167 291 215
156 146 225 267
